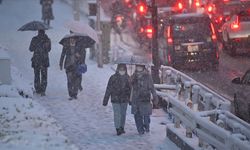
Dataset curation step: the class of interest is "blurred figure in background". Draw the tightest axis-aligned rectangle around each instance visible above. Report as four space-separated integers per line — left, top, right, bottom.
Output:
40 0 54 26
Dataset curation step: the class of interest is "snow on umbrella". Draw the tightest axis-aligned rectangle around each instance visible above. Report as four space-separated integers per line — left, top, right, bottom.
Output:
64 20 99 43
115 55 153 66
59 33 96 48
18 21 49 31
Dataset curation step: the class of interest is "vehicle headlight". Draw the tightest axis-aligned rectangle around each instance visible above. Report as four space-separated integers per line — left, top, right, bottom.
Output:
175 45 181 50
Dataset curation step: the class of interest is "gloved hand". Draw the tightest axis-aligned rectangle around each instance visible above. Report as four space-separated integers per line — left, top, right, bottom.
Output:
103 102 108 106
153 100 159 109
60 65 63 70
128 101 132 106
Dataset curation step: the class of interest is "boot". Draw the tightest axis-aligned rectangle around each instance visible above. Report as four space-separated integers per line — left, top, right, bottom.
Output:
120 127 125 134
116 128 122 136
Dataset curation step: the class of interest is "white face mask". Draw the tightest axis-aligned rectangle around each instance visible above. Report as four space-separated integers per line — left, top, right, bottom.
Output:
136 66 144 72
119 70 126 75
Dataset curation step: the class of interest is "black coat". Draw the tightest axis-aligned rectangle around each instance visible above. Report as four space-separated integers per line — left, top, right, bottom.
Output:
103 73 131 105
29 33 51 68
59 41 86 71
40 0 54 20
130 70 159 115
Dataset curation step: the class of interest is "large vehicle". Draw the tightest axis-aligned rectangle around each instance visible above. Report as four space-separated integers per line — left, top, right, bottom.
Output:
221 10 250 55
159 13 219 70
232 69 250 123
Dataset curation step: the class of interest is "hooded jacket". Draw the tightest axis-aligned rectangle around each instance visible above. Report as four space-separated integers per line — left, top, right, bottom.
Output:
103 68 131 105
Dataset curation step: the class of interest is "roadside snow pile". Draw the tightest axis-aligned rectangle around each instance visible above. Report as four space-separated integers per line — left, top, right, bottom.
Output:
0 66 79 150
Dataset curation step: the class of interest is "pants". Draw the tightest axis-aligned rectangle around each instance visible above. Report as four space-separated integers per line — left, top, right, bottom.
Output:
134 112 150 134
78 74 82 90
112 103 128 129
34 67 47 93
66 69 79 97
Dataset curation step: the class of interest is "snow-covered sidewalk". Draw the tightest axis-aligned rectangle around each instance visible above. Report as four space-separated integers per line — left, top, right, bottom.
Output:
0 65 78 150
0 0 179 149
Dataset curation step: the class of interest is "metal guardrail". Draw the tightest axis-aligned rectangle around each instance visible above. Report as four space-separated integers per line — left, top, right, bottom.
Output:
155 66 250 150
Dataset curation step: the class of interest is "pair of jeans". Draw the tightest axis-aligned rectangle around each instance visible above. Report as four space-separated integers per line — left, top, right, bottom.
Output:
112 103 128 129
34 67 47 93
66 69 79 97
134 112 150 134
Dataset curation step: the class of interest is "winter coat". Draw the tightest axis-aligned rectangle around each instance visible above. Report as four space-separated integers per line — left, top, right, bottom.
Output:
59 44 77 72
103 73 131 105
131 70 159 115
75 41 86 65
29 33 51 68
40 0 54 20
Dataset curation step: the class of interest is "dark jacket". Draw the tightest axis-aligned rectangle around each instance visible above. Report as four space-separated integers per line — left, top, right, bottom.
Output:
131 70 159 115
40 0 54 20
29 33 51 68
75 41 86 65
103 73 131 105
59 43 77 71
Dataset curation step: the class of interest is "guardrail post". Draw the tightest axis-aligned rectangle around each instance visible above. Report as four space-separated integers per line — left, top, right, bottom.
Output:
174 117 181 128
186 127 192 138
204 93 213 111
164 70 172 84
184 81 191 103
192 85 200 111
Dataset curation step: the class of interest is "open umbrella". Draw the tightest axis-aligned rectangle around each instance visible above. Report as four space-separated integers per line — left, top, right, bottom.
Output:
59 33 96 48
18 21 49 31
64 20 99 43
114 55 153 66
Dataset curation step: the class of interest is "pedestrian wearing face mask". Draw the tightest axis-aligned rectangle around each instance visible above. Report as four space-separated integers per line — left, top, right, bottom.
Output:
130 64 159 135
103 64 131 136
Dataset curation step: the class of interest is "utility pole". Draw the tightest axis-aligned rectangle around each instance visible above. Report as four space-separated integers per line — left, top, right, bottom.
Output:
151 0 160 83
96 0 103 68
73 0 80 21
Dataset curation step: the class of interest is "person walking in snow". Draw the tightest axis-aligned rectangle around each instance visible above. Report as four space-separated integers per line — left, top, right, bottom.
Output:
130 64 158 135
29 30 51 96
103 64 131 135
59 37 80 100
40 0 54 26
75 38 86 92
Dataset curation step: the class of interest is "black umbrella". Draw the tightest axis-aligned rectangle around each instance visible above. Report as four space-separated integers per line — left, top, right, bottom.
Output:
18 21 49 31
59 33 96 48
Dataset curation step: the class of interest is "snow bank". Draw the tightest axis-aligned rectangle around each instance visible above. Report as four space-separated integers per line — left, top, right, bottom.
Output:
0 54 79 150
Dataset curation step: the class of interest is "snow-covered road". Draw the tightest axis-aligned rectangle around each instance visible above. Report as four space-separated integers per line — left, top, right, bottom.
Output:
0 0 179 149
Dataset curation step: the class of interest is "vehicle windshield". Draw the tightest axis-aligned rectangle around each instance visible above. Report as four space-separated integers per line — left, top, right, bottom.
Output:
239 11 250 22
156 0 177 7
172 22 211 42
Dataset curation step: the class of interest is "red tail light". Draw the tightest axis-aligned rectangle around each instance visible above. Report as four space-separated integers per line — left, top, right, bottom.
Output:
145 25 153 39
139 27 144 33
195 0 200 7
137 3 147 15
231 24 239 29
207 5 213 13
168 38 173 44
231 16 239 29
116 16 122 22
178 2 183 10
219 16 223 22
